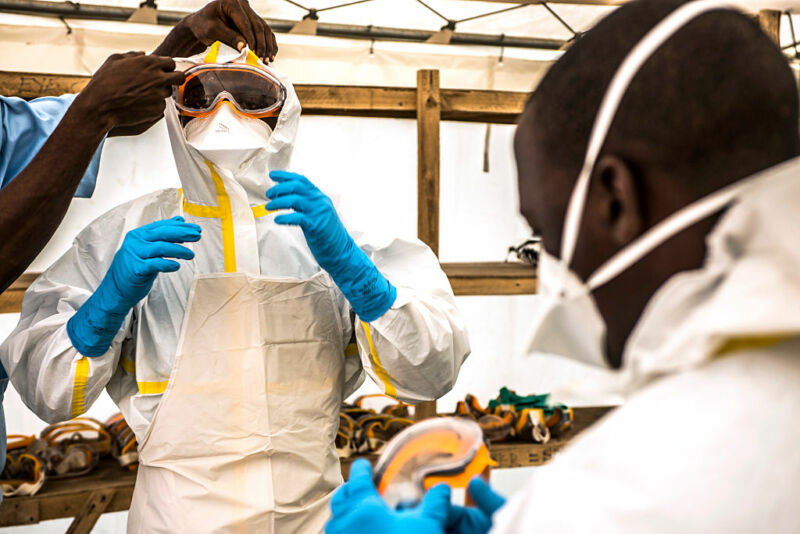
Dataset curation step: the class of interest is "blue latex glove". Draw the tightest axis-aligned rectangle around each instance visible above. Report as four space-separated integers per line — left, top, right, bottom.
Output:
266 171 396 322
326 459 451 534
446 477 506 534
67 217 201 357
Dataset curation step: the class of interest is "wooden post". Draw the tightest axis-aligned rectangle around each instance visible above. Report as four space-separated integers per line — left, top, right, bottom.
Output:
416 69 441 421
417 69 441 256
65 488 115 534
758 9 781 46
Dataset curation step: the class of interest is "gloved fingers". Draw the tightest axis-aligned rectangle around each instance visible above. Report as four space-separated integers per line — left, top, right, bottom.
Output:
269 170 314 188
329 482 352 517
140 258 182 275
346 458 379 496
420 484 452 523
468 477 505 517
265 180 309 200
273 212 308 230
265 194 314 213
141 222 202 244
140 242 196 261
144 216 187 228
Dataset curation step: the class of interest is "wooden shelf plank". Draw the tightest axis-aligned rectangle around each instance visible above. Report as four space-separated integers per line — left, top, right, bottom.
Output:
0 407 614 527
0 71 526 124
442 262 537 296
0 263 537 313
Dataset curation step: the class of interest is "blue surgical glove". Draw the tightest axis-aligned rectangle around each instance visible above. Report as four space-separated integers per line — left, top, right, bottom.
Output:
446 477 506 534
67 217 201 357
326 459 451 534
266 171 397 322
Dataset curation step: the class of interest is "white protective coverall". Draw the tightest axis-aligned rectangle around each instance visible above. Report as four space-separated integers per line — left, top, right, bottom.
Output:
0 45 469 532
493 157 800 533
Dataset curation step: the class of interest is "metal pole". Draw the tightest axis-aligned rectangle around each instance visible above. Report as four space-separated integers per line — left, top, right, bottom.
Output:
0 0 565 49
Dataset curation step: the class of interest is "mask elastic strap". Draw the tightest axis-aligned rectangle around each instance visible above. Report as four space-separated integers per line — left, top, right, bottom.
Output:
585 177 751 291
560 0 738 267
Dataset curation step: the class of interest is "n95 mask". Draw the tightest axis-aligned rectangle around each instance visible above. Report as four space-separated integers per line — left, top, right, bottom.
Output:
183 102 273 172
525 0 743 368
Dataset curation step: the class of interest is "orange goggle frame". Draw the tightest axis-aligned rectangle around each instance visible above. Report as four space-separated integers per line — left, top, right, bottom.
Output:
173 63 286 119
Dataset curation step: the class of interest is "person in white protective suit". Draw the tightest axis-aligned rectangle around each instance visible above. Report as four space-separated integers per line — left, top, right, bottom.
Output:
325 1 800 533
0 42 469 533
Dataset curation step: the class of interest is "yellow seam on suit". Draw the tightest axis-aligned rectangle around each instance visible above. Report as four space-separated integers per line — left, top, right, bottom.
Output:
714 336 790 358
345 343 359 358
183 201 224 219
71 357 89 418
204 41 221 63
182 162 237 273
361 322 397 398
206 162 237 273
120 357 136 375
137 380 170 395
251 205 277 218
119 356 168 394
246 50 260 66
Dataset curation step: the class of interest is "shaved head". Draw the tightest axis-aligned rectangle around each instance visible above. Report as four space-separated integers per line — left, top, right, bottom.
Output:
515 0 800 365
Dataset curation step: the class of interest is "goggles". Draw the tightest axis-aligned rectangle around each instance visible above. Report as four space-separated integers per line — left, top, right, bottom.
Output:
173 63 286 119
373 417 497 509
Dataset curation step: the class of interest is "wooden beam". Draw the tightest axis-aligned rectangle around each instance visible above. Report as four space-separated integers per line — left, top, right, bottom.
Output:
0 71 527 125
416 69 441 258
0 272 38 313
458 0 628 4
65 488 116 534
415 69 442 422
758 9 782 46
443 262 537 296
0 263 537 313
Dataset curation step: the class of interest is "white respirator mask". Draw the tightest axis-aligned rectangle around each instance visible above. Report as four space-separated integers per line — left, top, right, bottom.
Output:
525 0 747 368
183 102 273 172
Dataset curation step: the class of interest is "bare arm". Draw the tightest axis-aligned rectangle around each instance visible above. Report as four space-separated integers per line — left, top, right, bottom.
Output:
0 99 107 291
0 52 184 292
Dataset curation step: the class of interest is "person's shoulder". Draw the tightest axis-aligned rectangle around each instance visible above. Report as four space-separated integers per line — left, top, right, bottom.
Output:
533 344 800 532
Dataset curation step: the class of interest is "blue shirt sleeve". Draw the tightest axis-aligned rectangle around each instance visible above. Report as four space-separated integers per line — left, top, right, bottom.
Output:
0 94 104 198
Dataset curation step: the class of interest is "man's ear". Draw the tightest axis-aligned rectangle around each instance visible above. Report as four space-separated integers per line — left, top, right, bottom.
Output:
594 155 643 246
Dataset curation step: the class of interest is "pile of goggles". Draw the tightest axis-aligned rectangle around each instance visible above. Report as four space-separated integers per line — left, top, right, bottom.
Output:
337 395 414 458
105 413 139 471
172 59 286 119
448 388 573 444
1 414 138 497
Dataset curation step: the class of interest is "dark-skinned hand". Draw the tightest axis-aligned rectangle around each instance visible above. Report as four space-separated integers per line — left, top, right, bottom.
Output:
154 0 278 62
72 51 185 138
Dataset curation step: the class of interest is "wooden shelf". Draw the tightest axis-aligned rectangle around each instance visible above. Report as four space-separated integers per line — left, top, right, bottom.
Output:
0 407 614 529
0 263 536 313
0 71 527 124
443 262 537 296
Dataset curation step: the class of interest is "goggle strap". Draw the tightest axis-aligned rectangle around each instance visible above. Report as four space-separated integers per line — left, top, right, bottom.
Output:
560 0 738 267
586 177 750 291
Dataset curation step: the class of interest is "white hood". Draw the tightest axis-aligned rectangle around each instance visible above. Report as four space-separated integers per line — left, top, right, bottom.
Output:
624 156 800 383
164 43 301 209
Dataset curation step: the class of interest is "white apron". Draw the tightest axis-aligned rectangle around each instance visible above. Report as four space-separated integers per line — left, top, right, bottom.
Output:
127 272 346 533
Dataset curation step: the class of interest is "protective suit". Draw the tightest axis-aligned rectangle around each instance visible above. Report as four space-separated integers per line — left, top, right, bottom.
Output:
495 158 800 533
494 2 800 531
0 44 469 533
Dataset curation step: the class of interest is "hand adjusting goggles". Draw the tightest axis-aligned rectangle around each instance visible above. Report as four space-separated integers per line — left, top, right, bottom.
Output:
173 63 286 119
